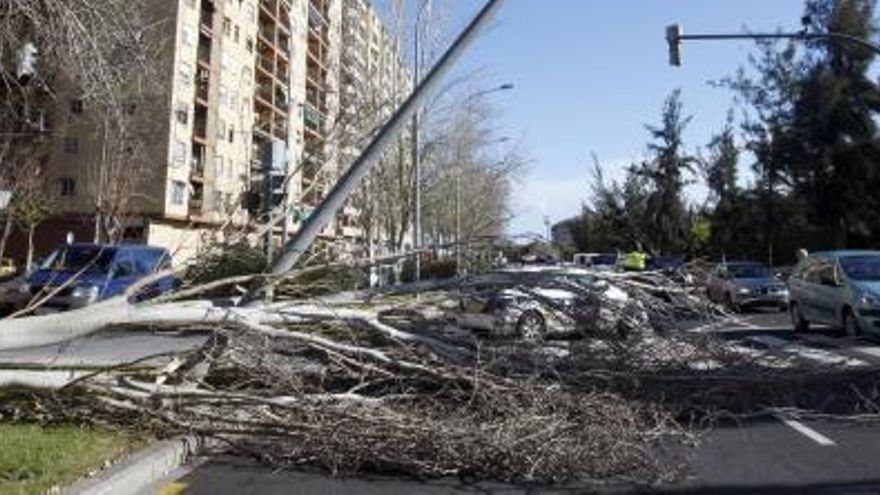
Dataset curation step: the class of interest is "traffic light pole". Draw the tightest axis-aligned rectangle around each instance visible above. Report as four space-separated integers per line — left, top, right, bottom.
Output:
666 25 880 66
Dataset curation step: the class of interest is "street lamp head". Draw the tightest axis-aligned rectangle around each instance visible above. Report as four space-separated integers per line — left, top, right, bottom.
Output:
498 83 514 91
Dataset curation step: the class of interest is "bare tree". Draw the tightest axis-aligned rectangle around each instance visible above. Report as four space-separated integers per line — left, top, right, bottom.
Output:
0 0 166 246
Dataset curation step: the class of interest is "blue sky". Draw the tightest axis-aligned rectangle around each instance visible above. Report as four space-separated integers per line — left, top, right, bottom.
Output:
436 0 806 236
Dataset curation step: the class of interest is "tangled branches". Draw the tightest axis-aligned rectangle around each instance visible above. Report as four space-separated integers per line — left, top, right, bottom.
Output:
25 307 689 485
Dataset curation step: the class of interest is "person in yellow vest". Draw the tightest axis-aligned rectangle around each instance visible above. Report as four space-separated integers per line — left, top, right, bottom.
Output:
622 243 647 272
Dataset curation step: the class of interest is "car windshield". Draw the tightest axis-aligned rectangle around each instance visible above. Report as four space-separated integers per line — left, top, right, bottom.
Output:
592 254 618 265
727 264 770 279
44 246 116 274
839 256 880 281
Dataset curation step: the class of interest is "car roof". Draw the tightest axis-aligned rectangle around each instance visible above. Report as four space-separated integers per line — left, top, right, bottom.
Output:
812 250 880 260
67 243 168 253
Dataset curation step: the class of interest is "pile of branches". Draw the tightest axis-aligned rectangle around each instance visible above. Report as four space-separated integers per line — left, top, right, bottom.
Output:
8 261 869 485
22 301 690 485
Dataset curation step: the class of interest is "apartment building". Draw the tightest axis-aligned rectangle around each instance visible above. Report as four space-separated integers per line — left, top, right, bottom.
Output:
20 0 407 264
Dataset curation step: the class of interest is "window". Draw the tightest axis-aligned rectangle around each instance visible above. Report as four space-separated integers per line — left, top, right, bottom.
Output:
173 140 186 166
175 104 188 125
213 191 224 211
215 154 224 177
246 2 255 22
171 181 186 205
228 125 235 143
223 17 231 36
219 84 228 107
234 25 240 43
181 25 194 46
245 36 254 53
64 137 79 153
59 178 76 197
179 61 193 86
69 98 84 115
217 118 226 139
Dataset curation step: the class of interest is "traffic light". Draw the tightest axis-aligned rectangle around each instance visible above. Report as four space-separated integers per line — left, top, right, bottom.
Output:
666 24 682 67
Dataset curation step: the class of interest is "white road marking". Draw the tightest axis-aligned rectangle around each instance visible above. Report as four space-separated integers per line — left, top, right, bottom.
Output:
799 334 880 361
743 335 868 367
774 414 837 446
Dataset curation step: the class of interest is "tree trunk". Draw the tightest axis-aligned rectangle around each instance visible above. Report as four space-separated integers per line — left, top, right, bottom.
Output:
26 224 35 272
0 214 13 260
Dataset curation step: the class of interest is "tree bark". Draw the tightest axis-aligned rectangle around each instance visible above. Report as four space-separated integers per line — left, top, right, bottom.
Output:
0 214 13 260
25 224 35 272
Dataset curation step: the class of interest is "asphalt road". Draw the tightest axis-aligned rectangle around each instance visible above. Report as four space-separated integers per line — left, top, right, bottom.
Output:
144 310 880 494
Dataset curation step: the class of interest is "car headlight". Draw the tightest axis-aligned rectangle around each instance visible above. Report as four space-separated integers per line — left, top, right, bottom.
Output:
859 294 880 306
71 285 99 302
737 287 751 295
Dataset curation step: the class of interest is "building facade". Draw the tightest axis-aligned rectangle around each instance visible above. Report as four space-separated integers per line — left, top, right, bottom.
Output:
18 0 409 265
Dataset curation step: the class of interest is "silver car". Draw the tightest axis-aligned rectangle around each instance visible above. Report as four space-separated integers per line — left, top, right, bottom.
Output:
706 261 789 311
455 285 577 341
788 250 880 336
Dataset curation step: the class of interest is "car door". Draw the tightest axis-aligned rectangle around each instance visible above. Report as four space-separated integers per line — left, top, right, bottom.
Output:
706 266 722 302
103 249 138 299
709 266 731 302
458 289 495 331
807 260 844 325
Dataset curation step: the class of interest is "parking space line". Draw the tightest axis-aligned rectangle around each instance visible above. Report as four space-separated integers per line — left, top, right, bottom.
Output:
774 414 837 446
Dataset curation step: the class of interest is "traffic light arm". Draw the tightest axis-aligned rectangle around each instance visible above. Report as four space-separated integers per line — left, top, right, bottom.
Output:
666 25 880 66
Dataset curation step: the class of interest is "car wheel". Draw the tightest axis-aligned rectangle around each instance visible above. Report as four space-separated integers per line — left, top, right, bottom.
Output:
516 310 545 342
790 302 809 333
843 308 861 337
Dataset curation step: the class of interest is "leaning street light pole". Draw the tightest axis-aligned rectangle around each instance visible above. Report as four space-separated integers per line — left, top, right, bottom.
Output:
665 23 880 67
266 0 507 278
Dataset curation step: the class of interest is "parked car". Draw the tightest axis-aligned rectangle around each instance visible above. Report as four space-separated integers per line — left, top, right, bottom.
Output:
453 270 635 341
19 243 177 312
788 250 880 336
706 261 789 311
453 280 578 341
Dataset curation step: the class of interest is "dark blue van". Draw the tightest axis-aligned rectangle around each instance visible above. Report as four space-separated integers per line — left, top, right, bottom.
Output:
23 243 177 311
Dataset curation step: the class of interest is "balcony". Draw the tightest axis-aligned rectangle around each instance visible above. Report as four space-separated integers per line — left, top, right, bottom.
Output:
193 106 208 141
195 67 210 102
303 104 324 129
258 14 275 43
308 1 328 28
197 36 212 66
254 108 272 136
273 116 288 140
276 59 289 83
191 143 206 179
200 1 215 34
256 54 274 77
260 0 278 17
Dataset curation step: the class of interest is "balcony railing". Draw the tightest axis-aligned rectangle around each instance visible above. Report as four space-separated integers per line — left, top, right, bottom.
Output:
257 54 274 76
200 3 214 33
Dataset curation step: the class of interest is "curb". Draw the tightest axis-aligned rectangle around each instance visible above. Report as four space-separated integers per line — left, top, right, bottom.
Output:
63 435 203 495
